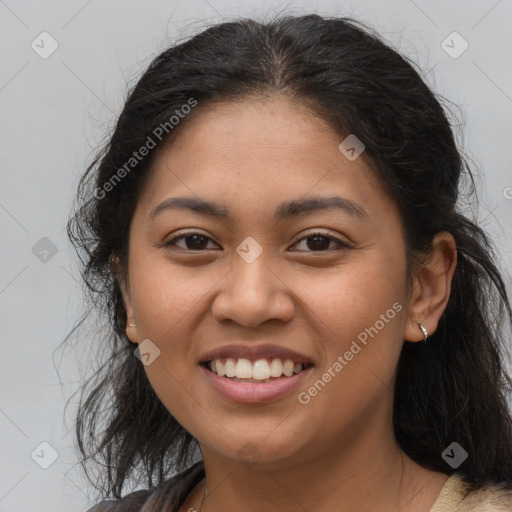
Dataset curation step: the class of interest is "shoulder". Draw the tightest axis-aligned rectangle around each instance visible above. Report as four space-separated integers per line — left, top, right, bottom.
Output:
86 461 205 512
86 489 150 512
461 481 512 511
431 472 512 512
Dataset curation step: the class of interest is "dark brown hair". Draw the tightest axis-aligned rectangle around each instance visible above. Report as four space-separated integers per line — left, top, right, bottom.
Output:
66 13 512 502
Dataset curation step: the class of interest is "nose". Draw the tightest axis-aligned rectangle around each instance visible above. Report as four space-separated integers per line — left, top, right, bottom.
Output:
211 251 295 328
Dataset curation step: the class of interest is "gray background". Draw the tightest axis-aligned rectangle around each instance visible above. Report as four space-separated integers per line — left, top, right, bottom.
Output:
1 0 511 510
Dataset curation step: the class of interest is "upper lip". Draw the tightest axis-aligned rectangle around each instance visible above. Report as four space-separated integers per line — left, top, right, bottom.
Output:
198 344 314 365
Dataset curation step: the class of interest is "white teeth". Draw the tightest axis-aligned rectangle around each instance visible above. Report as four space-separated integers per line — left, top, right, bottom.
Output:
225 358 236 378
216 359 226 377
253 359 271 380
269 358 283 377
282 360 294 377
208 357 308 379
235 359 253 379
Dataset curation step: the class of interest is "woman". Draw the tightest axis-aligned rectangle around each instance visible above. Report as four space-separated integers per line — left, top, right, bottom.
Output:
68 13 512 512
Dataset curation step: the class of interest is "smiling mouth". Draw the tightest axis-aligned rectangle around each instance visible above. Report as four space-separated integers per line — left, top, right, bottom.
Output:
202 357 313 383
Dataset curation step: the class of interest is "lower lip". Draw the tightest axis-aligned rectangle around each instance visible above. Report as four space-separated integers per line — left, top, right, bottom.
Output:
200 365 313 403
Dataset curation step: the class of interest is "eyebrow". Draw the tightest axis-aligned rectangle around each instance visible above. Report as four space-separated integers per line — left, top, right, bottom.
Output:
149 195 368 221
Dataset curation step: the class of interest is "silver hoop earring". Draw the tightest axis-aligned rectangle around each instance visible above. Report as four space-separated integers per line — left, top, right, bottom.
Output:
419 323 428 342
128 323 136 327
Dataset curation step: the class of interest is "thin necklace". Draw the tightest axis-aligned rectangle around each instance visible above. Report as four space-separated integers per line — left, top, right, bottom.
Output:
199 477 207 512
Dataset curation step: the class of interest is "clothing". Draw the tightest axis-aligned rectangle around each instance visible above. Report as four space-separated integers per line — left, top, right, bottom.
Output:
86 461 204 512
87 461 512 511
429 472 512 511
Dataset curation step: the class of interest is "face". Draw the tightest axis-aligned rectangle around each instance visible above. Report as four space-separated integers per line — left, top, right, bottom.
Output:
122 95 417 470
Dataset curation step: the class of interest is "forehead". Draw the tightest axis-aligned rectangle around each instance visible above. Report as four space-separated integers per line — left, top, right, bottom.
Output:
135 96 396 225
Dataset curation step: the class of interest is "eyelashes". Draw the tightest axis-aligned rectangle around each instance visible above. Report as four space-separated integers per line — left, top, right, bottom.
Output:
164 230 351 253
291 231 351 252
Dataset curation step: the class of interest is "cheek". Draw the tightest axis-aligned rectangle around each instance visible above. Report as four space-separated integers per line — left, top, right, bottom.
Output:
127 254 212 406
128 257 209 423
129 251 213 340
291 250 407 333
291 271 406 440
290 251 408 393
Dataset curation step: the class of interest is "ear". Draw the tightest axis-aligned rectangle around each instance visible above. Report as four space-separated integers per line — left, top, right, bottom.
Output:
110 255 139 344
404 231 457 342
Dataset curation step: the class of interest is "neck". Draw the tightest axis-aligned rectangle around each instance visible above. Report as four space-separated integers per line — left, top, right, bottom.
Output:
197 421 446 512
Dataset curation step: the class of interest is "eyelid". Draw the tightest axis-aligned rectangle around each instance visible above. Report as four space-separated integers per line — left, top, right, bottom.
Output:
168 228 212 238
164 229 220 249
164 228 352 252
290 228 352 250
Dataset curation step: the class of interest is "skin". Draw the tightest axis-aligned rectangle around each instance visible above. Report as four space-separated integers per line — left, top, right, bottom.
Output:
120 95 457 512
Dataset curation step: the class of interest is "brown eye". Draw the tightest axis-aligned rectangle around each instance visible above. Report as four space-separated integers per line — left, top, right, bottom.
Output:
290 231 351 252
165 233 219 251
163 230 350 253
